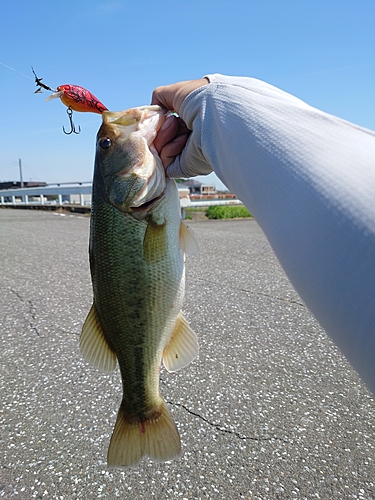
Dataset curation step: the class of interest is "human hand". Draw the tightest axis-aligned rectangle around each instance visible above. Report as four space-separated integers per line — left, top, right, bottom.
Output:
151 78 209 115
153 114 190 169
151 78 209 169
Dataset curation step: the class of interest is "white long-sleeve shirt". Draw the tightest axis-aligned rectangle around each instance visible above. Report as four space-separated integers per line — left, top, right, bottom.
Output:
168 74 375 394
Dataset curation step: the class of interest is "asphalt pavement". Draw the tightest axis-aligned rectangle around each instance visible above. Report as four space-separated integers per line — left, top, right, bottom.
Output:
1 209 374 499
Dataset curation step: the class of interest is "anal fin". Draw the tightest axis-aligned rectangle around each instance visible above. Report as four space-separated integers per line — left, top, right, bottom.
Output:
80 304 117 372
163 312 198 372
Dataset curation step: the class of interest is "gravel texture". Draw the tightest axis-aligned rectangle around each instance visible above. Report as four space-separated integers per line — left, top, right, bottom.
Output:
0 209 374 499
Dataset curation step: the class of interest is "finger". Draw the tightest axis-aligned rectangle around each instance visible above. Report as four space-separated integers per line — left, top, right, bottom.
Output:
152 79 209 114
175 117 190 136
160 133 189 169
154 115 178 154
151 84 176 110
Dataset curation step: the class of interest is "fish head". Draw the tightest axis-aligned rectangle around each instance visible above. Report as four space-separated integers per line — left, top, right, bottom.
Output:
94 106 167 214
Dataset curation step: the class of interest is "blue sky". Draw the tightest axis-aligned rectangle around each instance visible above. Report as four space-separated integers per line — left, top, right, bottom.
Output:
1 0 374 190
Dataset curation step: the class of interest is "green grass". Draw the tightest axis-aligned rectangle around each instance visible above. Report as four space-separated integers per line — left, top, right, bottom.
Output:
206 205 252 219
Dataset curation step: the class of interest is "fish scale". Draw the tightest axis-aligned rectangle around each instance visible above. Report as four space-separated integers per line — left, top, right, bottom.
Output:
91 204 174 405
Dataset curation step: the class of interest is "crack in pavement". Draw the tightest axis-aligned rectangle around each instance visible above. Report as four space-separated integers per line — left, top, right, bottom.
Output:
193 276 305 307
9 288 41 336
166 399 289 443
161 380 288 443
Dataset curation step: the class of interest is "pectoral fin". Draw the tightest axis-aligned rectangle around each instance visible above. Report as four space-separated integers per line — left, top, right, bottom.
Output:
143 220 167 263
163 312 198 372
80 304 117 372
179 221 199 255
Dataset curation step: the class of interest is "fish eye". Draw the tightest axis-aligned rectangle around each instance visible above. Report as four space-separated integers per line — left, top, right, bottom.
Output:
99 137 112 150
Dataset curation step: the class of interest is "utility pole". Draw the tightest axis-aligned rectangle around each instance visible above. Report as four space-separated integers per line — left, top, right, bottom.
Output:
19 158 24 188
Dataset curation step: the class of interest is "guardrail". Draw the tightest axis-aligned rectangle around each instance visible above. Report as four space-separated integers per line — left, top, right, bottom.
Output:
0 182 92 206
189 199 242 207
0 183 242 210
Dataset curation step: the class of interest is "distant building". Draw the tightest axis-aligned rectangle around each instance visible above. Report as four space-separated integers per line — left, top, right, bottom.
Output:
178 179 202 194
200 184 216 195
177 178 236 201
178 179 216 195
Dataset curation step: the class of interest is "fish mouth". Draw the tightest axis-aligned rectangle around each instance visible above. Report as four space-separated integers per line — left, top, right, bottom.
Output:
99 106 168 212
102 105 164 138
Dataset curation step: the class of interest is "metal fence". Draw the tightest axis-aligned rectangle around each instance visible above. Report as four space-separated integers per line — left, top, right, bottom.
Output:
0 182 243 209
0 182 92 207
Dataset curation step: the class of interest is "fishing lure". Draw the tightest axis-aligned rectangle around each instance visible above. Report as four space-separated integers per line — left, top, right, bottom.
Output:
32 67 108 134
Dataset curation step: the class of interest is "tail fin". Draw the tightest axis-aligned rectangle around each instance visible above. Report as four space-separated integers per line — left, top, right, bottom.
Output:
107 400 181 468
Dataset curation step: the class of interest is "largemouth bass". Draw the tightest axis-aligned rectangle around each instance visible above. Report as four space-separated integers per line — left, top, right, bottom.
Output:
80 106 199 468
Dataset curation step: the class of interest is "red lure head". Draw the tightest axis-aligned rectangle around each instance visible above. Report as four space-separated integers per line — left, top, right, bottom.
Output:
56 85 108 114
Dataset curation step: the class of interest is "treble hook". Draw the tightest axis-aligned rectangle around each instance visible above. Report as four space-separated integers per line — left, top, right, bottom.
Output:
63 107 81 135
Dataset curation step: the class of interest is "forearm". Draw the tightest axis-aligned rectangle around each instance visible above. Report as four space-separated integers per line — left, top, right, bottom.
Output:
176 74 375 393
